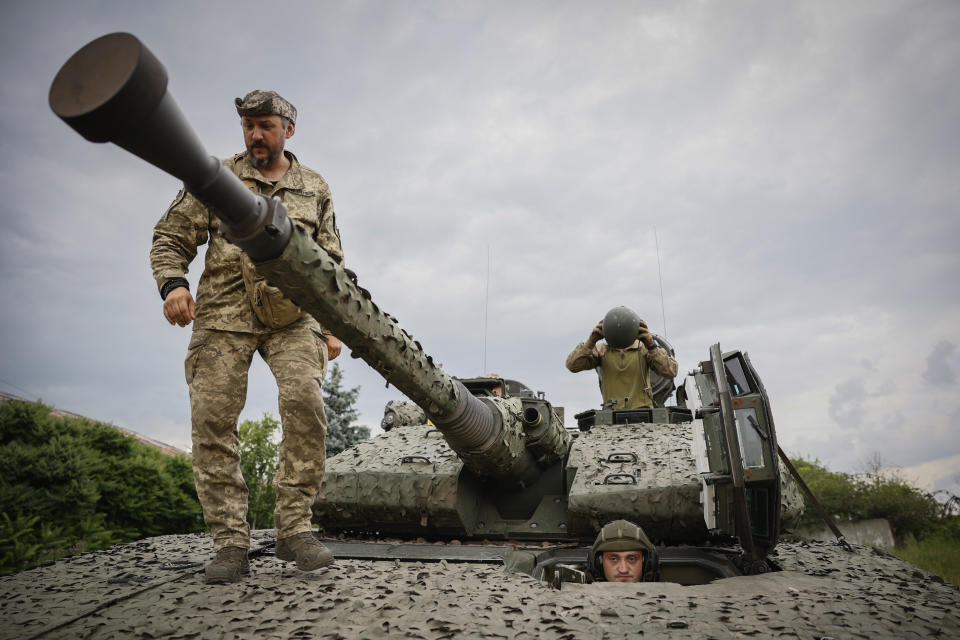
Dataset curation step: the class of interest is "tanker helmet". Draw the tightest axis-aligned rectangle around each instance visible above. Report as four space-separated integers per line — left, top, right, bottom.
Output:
602 306 641 350
589 519 660 582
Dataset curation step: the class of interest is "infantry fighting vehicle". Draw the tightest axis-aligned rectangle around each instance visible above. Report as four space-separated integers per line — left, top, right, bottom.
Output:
48 31 798 586
26 32 956 640
317 342 805 586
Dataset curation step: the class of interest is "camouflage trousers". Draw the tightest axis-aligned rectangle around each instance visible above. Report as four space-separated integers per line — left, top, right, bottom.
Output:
185 321 328 551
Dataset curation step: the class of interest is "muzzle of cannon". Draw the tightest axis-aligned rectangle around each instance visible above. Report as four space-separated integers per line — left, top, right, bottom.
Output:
50 32 569 486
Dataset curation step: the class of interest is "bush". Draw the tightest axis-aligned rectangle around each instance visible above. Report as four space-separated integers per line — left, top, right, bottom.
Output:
0 400 203 575
791 455 943 542
858 471 940 541
790 457 861 527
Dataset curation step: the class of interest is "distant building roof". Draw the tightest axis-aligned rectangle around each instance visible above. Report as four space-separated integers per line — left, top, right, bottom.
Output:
0 391 190 457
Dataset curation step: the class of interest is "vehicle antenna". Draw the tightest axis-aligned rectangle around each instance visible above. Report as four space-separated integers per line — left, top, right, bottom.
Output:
482 244 490 373
654 227 667 339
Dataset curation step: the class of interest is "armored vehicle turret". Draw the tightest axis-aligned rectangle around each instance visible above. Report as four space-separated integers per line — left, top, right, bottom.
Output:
50 32 803 586
316 345 803 583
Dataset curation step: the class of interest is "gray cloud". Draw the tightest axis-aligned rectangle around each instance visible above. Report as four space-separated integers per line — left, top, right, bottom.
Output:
1 1 959 476
828 379 867 429
875 379 898 397
922 340 958 386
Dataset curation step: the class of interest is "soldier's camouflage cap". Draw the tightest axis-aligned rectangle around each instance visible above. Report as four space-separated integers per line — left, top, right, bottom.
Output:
235 90 297 124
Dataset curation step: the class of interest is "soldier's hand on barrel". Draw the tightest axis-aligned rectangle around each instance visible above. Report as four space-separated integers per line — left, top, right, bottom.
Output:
637 320 656 349
587 321 604 346
163 286 196 327
326 335 342 360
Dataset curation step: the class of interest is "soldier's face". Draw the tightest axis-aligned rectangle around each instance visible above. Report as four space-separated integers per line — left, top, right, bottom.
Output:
242 115 294 169
602 550 644 582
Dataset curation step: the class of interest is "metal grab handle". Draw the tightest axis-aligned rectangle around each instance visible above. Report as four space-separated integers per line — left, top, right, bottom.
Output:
606 452 638 463
602 474 637 485
400 456 431 464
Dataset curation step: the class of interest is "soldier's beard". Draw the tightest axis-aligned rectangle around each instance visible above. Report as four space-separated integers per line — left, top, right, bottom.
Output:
248 142 282 168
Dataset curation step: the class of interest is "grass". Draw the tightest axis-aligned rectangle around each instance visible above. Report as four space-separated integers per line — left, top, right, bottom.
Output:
889 534 960 587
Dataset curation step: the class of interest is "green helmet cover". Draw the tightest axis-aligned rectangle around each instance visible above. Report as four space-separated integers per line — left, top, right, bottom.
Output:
591 519 655 554
602 306 640 350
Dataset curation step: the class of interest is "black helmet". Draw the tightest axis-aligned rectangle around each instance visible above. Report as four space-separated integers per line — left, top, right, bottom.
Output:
602 306 641 350
588 519 660 582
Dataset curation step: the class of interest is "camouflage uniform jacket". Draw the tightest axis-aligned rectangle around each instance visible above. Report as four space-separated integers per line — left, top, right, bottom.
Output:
566 340 679 407
565 341 678 379
150 151 343 333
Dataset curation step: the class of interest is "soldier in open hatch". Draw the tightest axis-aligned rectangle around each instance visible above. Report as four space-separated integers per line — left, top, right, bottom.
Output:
150 90 344 584
590 520 660 583
565 306 678 409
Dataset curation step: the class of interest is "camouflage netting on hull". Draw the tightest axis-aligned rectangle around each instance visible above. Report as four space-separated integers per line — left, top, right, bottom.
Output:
2 534 957 639
316 424 463 531
567 422 706 541
778 458 806 531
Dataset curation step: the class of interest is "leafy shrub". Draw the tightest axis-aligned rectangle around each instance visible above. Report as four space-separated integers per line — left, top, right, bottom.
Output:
0 400 202 575
858 472 940 541
791 455 945 543
790 457 861 526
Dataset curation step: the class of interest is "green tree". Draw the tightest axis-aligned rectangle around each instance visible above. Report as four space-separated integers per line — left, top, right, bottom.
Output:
857 456 940 541
238 413 280 530
322 363 370 456
0 400 202 575
791 455 943 543
790 457 861 526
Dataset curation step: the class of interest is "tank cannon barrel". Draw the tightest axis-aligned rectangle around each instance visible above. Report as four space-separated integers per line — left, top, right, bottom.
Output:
256 228 550 484
49 32 567 484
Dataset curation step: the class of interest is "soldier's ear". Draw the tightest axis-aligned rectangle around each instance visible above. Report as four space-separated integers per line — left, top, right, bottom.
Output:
284 122 295 139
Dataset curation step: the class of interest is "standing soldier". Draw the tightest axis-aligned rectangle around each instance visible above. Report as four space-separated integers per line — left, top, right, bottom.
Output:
566 306 678 409
151 90 343 584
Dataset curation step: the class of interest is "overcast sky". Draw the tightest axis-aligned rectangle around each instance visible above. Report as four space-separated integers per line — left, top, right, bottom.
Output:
1 1 958 494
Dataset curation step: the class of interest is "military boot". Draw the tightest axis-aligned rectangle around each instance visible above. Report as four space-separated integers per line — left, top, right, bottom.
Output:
204 546 249 584
275 532 335 571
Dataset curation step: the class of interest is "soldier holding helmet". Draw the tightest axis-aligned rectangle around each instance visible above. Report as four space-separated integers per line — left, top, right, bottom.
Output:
565 306 678 409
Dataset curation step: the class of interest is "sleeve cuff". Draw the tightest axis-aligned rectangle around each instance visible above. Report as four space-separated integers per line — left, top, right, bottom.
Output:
160 277 190 300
